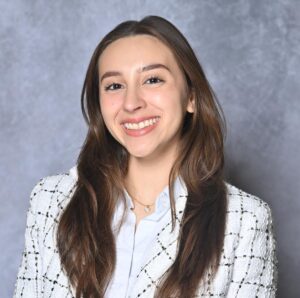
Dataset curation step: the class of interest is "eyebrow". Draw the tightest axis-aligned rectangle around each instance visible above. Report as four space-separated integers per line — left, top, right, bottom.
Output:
100 63 170 83
141 63 170 72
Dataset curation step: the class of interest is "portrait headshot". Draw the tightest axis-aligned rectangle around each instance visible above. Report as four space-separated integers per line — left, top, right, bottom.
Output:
1 1 299 298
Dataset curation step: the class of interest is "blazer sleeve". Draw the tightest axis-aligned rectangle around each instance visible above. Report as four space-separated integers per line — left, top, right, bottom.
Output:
14 179 45 298
226 201 278 297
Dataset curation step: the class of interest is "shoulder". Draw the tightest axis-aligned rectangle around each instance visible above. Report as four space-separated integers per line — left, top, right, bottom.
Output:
29 166 78 219
219 183 278 296
16 168 78 297
224 182 274 231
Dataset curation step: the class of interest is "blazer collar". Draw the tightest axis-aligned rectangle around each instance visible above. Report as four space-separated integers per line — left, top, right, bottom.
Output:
131 195 188 297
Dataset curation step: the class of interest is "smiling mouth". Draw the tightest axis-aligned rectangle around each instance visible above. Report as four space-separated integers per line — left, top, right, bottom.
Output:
122 117 160 130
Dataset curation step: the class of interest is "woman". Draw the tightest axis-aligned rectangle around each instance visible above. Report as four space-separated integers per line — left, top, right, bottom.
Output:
14 16 277 297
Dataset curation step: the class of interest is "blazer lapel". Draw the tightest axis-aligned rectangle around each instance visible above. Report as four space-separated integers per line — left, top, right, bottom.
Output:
130 195 187 297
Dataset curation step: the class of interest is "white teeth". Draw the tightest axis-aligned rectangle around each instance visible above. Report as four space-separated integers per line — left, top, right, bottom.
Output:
123 117 159 130
139 122 145 129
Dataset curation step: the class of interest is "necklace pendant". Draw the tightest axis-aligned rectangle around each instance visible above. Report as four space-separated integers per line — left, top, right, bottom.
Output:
144 205 151 213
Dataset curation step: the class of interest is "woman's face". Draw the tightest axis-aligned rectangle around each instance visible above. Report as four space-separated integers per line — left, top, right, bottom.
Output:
98 34 194 162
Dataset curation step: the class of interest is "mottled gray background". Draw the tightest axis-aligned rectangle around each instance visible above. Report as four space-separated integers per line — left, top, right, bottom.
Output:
1 0 299 297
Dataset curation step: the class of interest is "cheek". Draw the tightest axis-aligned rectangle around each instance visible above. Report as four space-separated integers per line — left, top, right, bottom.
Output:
100 95 122 119
146 89 172 108
150 89 186 115
100 100 120 139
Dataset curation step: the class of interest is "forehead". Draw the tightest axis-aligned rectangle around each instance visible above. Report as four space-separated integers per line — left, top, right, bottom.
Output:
98 35 179 72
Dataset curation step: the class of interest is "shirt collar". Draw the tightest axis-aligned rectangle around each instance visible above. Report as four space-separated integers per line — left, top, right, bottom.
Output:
123 176 188 222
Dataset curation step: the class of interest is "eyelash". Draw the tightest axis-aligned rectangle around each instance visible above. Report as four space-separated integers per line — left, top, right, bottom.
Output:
104 83 122 91
104 76 164 91
144 76 164 84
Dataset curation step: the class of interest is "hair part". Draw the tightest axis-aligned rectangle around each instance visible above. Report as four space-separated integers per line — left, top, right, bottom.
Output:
57 15 227 297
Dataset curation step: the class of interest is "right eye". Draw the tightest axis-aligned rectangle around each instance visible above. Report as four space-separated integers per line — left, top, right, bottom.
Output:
104 83 123 91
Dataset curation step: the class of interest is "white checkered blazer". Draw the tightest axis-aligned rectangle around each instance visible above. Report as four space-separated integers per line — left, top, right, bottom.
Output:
14 166 278 297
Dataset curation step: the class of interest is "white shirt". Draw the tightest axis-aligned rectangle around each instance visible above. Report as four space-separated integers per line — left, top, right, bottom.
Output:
106 177 187 298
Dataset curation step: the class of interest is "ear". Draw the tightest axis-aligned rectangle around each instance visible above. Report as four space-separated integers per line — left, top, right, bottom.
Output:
186 89 195 113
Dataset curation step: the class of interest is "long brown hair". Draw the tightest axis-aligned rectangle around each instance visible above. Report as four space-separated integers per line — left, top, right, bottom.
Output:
57 15 227 297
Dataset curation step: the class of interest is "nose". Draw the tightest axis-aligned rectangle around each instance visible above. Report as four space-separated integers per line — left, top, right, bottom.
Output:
122 85 146 112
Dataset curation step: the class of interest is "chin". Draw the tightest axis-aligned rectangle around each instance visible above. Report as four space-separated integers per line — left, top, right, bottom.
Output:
126 146 157 159
128 151 153 159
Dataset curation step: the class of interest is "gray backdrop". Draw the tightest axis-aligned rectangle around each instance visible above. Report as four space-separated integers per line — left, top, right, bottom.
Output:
1 0 299 297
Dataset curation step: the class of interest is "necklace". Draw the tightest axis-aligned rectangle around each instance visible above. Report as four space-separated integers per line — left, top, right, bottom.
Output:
130 197 155 213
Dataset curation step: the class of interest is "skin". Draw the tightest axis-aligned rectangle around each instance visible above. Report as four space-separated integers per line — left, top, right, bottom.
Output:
98 35 194 224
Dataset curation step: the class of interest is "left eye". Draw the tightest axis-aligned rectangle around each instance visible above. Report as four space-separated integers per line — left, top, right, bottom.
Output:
145 77 163 84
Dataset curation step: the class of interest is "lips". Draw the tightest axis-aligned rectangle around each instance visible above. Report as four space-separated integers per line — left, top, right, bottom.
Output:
121 116 160 136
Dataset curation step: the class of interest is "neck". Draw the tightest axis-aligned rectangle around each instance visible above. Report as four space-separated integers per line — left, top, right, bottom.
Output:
125 151 178 204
